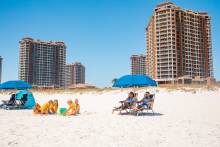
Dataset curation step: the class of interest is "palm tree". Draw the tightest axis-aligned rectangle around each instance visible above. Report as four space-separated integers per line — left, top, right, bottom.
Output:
111 78 118 84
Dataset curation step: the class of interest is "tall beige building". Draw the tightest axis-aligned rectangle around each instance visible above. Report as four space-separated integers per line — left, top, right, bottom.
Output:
65 62 85 87
146 2 213 84
19 37 66 87
131 54 146 75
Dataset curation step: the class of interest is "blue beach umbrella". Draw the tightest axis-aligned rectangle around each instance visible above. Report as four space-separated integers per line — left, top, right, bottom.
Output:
112 74 157 88
0 80 32 89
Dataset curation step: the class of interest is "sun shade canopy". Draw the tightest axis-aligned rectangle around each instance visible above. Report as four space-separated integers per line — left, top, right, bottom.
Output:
112 74 157 88
0 80 32 89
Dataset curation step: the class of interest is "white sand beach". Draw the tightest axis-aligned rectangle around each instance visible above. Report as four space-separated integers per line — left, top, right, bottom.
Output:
0 88 220 147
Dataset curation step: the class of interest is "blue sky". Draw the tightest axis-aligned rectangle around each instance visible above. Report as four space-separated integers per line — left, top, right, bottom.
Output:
0 0 219 87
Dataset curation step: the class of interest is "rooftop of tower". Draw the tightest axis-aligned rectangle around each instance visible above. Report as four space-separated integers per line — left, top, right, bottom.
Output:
20 37 66 46
156 2 176 8
154 1 209 17
66 62 85 66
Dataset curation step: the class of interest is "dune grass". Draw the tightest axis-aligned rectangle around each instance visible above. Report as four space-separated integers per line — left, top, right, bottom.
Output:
0 83 219 95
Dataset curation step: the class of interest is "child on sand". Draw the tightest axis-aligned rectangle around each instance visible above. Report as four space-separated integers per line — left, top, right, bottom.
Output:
65 99 80 116
75 99 80 114
33 103 41 114
40 100 53 114
49 99 58 114
33 100 58 114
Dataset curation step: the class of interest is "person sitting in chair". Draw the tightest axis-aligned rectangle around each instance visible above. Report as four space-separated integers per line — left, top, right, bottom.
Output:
15 94 28 106
134 92 153 111
114 92 136 111
1 93 16 106
133 93 138 103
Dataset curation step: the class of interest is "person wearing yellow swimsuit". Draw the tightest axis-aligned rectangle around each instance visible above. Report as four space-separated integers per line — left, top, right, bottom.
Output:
41 100 53 114
74 99 80 114
65 99 80 116
49 99 58 114
33 103 41 114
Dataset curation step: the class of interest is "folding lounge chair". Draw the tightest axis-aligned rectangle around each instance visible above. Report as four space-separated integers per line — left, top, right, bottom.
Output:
112 102 129 114
1 94 28 110
112 101 136 114
136 95 155 116
2 105 27 110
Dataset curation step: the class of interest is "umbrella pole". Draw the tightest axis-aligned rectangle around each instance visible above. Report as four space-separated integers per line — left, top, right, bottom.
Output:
132 87 136 93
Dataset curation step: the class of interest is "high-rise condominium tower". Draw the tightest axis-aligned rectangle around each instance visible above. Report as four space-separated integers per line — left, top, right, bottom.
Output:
146 2 213 84
19 37 66 87
131 54 146 75
65 62 85 87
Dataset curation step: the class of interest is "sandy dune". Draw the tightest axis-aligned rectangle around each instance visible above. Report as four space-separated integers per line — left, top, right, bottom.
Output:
0 88 220 147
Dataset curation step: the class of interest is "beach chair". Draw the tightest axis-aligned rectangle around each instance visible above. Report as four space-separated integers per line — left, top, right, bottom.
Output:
112 102 128 114
136 95 155 116
112 101 135 114
3 94 28 110
2 105 27 110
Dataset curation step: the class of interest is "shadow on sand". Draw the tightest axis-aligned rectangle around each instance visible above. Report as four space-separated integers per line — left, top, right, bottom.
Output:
137 112 163 117
118 111 163 117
